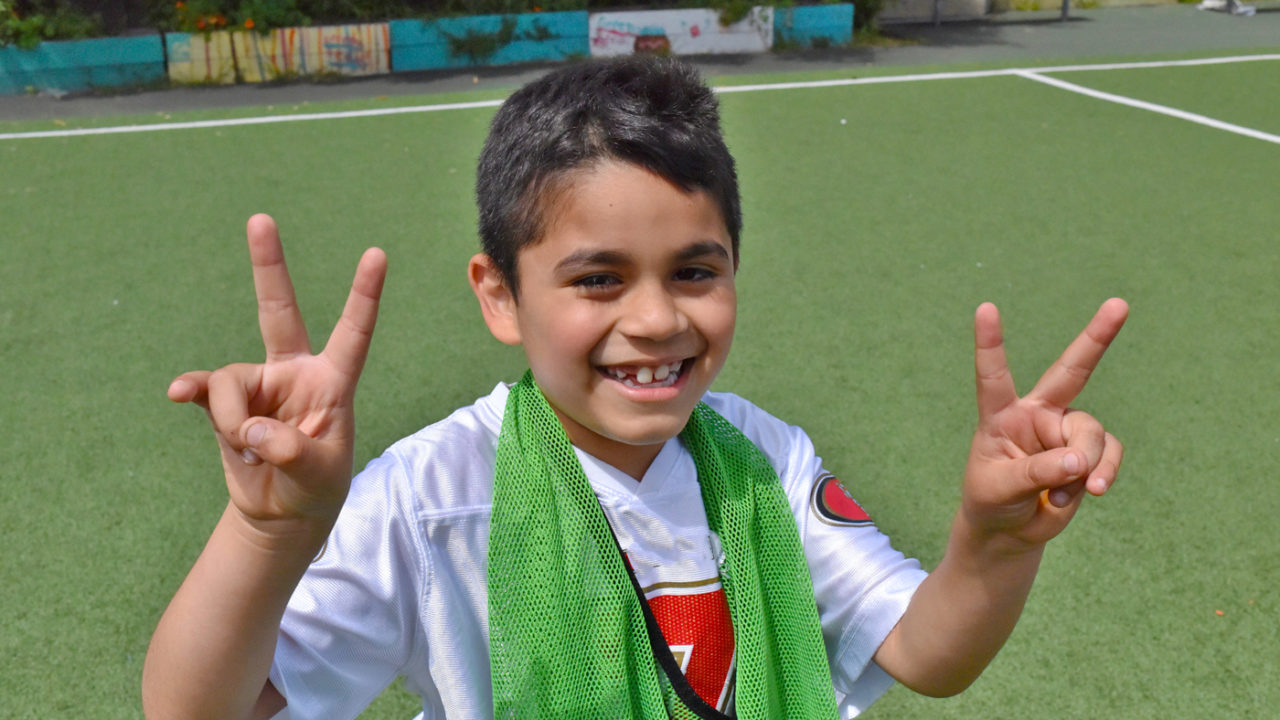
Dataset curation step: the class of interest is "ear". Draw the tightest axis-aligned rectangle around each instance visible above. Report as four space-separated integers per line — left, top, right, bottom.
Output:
468 253 522 346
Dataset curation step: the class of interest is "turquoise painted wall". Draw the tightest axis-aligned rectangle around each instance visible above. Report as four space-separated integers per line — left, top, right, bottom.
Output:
774 4 854 47
0 5 854 95
0 34 165 95
390 11 589 71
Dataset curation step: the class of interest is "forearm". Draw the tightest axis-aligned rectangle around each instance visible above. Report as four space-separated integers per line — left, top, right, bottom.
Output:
875 511 1044 697
143 503 331 720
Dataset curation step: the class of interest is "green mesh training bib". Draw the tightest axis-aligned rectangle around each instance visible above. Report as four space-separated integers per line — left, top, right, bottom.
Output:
487 372 838 719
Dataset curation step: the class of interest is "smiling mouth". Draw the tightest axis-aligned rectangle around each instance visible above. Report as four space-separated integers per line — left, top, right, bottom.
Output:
600 359 689 389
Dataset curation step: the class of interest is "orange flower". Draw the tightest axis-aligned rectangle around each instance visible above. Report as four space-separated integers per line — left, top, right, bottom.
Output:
175 1 184 8
215 13 226 26
244 18 255 29
195 17 205 29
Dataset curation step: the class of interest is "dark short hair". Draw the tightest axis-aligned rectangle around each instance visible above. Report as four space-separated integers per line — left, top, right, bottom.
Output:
475 55 741 296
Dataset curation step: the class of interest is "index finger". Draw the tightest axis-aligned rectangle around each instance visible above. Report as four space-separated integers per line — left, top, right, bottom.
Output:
1028 298 1129 408
321 247 388 378
974 301 1019 420
248 214 312 360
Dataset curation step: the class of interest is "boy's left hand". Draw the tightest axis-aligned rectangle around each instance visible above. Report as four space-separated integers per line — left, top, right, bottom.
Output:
961 298 1129 550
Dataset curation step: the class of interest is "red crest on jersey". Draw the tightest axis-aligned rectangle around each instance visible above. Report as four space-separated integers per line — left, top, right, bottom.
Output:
810 473 872 526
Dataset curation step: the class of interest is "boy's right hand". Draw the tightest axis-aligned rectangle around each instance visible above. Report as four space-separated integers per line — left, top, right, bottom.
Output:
167 214 387 532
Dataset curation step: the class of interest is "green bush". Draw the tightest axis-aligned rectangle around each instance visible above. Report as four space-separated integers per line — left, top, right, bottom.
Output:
294 0 418 23
236 0 309 31
851 0 882 29
151 0 309 33
0 0 102 48
149 0 591 26
160 0 232 32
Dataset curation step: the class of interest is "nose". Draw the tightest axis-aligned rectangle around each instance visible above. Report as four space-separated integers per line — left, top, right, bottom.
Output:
617 280 688 341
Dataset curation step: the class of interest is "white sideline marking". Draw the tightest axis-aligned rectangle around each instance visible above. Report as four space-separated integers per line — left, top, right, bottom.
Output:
714 53 1280 94
1016 70 1280 145
2 54 1278 141
0 99 504 140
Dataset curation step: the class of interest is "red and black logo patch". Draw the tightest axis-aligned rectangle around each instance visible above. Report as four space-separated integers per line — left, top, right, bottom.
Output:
810 473 872 527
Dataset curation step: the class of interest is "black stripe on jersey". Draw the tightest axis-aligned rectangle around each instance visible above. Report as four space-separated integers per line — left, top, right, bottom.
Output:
605 520 733 720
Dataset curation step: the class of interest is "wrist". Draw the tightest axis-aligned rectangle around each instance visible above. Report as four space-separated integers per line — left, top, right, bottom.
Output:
947 506 1047 573
224 503 336 561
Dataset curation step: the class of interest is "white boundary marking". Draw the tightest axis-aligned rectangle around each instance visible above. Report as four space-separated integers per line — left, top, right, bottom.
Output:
1016 70 1280 145
713 53 1280 93
0 98 505 140
1 53 1277 141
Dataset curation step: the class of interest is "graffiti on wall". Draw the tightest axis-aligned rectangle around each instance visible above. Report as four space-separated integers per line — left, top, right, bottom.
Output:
236 24 390 82
167 32 237 84
167 23 389 85
589 7 773 57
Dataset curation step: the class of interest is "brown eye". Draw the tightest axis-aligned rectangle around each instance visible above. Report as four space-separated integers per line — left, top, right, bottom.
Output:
674 267 715 282
573 274 620 290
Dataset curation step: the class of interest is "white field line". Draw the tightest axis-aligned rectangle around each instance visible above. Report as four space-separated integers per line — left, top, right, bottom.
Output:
713 53 1280 93
0 98 504 140
1016 70 1280 145
1 53 1278 141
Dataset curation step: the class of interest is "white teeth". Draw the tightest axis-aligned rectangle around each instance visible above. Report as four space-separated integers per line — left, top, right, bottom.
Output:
606 361 685 387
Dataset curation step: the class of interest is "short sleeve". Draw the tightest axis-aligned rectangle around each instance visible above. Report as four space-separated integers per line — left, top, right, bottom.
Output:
268 451 431 720
702 392 928 716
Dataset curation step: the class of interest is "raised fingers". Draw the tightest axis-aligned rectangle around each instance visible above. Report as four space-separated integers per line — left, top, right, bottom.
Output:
974 302 1018 421
248 214 312 361
1028 298 1129 409
321 247 388 379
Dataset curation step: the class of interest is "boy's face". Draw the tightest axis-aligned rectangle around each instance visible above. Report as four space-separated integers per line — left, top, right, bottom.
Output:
480 161 737 478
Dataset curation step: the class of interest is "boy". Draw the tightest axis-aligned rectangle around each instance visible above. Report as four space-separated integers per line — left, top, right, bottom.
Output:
143 56 1127 720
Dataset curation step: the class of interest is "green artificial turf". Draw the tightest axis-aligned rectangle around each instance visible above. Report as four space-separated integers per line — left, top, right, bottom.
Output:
719 69 1280 720
1 57 1277 718
1051 58 1280 136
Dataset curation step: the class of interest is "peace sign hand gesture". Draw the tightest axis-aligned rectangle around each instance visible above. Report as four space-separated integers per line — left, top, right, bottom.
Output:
168 214 387 530
961 298 1129 550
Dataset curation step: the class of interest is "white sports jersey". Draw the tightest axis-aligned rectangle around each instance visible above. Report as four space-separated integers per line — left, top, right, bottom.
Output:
269 384 926 720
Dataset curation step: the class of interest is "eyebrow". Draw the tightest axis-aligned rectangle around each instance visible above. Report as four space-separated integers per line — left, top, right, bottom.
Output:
554 249 629 275
675 241 732 264
553 241 731 275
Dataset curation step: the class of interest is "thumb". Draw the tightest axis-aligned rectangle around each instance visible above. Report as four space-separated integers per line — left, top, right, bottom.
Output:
1021 447 1087 494
238 417 311 470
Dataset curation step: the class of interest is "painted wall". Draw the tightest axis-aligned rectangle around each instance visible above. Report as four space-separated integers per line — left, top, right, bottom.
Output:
1 4 855 95
0 34 164 95
589 7 774 57
774 4 853 47
165 31 236 85
235 24 390 82
391 11 588 71
167 24 390 85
